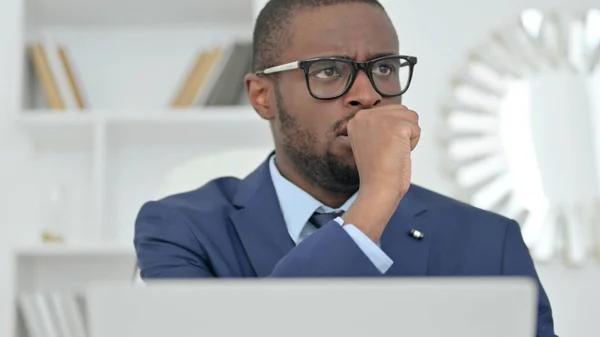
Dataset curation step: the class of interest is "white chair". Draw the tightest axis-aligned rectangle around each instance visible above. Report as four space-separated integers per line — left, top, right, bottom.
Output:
134 147 274 283
157 148 274 198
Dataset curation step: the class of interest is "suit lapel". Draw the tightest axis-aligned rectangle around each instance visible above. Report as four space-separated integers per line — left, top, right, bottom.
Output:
381 186 431 276
229 155 295 277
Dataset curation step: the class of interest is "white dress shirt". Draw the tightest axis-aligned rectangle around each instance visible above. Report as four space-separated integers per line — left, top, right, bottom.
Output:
268 155 393 274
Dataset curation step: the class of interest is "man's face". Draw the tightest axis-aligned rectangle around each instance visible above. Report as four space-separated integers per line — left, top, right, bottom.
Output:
273 3 401 194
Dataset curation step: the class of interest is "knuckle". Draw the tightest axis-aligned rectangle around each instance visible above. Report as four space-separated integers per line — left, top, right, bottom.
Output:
395 105 418 122
412 111 420 123
395 123 412 138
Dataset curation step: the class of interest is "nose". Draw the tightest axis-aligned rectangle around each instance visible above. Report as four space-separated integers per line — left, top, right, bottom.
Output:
343 70 382 108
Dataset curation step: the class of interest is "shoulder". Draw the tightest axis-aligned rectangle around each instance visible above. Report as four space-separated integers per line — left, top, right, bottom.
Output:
136 176 243 226
409 185 542 278
409 184 514 235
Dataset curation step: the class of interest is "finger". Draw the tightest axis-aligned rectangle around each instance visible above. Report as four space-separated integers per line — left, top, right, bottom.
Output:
408 122 421 151
382 106 419 124
377 104 410 113
397 119 420 143
403 109 419 125
410 134 421 151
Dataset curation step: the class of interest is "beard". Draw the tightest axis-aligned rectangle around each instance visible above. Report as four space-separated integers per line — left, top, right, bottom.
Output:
275 86 360 194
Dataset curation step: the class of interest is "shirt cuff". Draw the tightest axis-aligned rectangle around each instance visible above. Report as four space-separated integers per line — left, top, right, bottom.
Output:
333 216 394 274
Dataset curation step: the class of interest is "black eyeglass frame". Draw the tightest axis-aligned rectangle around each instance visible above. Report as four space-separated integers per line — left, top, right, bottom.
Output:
255 54 418 100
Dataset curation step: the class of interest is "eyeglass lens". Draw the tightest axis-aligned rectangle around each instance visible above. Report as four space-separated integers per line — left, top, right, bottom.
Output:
307 57 411 98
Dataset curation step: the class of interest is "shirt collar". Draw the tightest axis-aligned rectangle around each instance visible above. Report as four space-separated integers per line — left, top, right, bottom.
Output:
269 155 358 243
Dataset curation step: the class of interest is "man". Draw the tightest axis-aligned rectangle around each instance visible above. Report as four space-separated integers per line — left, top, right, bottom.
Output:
134 0 556 335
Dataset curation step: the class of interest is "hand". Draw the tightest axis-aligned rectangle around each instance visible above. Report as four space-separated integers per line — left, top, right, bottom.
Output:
348 104 420 197
342 105 421 242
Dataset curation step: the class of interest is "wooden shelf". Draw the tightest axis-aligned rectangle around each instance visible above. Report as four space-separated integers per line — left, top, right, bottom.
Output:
17 111 95 143
15 244 134 257
26 0 256 26
18 111 94 123
16 107 267 141
112 108 268 142
18 106 260 122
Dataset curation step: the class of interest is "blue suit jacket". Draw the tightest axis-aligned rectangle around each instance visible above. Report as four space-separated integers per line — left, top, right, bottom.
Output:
134 156 556 336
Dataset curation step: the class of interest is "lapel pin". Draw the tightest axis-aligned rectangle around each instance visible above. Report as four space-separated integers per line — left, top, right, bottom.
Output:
410 229 424 240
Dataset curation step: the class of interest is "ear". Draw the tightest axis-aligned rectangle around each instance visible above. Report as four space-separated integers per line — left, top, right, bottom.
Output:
245 73 276 121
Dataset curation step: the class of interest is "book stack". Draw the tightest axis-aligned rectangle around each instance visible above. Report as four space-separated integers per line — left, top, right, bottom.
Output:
29 33 87 111
18 290 88 337
171 41 253 108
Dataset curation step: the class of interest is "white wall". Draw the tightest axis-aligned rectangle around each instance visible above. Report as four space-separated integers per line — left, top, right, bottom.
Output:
1 0 30 336
0 0 598 336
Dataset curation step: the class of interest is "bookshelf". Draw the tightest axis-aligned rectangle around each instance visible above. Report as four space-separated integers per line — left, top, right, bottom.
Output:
26 0 255 26
8 0 272 336
17 108 271 242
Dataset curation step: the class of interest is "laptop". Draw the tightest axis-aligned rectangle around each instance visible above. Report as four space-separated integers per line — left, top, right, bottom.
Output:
85 277 538 337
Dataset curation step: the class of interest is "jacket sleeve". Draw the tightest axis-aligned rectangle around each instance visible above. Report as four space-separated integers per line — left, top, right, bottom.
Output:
134 201 383 279
501 220 557 337
269 221 383 277
134 202 216 278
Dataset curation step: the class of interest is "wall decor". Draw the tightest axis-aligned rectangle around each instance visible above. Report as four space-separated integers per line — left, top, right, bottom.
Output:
440 7 600 266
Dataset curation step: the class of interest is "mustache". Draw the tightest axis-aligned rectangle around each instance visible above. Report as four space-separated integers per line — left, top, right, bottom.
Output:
332 111 359 133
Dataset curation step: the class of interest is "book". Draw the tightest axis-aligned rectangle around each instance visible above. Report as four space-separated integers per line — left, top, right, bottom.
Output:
29 44 65 110
201 41 253 106
58 47 86 110
29 34 87 111
41 33 79 110
18 291 88 337
171 46 223 108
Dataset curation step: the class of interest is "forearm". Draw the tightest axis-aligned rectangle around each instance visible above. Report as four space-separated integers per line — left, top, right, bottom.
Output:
342 186 401 243
135 200 393 279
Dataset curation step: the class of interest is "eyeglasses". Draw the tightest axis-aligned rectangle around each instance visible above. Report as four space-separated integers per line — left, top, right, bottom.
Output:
256 55 418 100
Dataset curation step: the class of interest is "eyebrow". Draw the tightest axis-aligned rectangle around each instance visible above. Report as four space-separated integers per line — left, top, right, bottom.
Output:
325 52 398 61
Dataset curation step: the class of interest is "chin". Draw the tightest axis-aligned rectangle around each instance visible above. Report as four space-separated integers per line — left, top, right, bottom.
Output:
340 153 357 167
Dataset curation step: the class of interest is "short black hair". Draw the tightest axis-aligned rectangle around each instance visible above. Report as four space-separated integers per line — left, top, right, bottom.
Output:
251 0 386 73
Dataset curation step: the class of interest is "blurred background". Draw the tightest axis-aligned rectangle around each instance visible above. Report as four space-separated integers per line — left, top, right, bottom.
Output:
0 0 598 336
